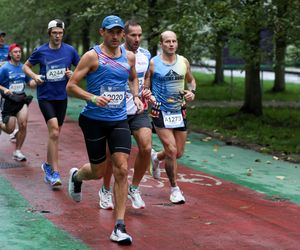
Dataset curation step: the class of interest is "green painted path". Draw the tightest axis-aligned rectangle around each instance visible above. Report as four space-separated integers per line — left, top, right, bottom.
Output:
154 133 300 204
0 176 89 250
67 97 300 204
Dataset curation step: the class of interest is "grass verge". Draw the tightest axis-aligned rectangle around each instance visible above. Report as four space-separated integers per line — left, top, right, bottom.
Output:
188 72 300 162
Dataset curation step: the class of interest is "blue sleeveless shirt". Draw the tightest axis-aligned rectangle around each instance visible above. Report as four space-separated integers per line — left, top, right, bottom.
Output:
151 55 187 112
81 45 130 121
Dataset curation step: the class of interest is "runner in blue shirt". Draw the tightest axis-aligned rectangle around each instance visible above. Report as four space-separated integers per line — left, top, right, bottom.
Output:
0 31 8 67
23 19 80 187
0 31 19 141
0 43 37 161
66 15 143 246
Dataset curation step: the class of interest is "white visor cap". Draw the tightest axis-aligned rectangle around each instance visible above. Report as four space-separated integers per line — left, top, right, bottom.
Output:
48 19 65 30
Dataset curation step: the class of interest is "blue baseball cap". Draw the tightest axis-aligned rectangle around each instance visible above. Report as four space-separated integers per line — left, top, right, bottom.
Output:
101 15 124 30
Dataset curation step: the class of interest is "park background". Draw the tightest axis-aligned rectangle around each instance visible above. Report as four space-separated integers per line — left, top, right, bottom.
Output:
1 0 300 161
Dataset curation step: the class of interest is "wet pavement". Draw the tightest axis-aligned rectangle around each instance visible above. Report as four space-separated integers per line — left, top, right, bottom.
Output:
0 100 300 249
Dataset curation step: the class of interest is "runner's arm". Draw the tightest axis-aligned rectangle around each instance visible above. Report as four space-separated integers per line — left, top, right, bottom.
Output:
0 85 12 95
183 58 196 102
144 59 156 103
0 70 12 95
27 79 37 88
66 50 111 107
127 51 143 113
22 61 44 85
141 69 152 99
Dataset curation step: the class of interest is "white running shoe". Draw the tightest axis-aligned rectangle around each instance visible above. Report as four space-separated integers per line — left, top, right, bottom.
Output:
151 148 161 179
98 187 114 210
128 186 145 209
110 224 132 245
68 168 82 202
170 186 185 204
12 150 26 161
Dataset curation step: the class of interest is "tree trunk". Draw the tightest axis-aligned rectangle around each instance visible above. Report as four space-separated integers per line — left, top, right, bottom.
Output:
63 9 72 45
214 37 224 84
82 20 91 53
147 0 159 57
240 65 262 116
148 42 158 58
241 27 262 116
272 1 288 92
272 39 286 92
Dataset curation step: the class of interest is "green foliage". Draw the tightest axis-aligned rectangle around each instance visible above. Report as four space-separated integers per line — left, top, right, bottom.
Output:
286 45 300 66
188 107 300 155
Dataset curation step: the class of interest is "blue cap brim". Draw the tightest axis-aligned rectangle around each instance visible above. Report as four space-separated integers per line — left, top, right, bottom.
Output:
104 24 124 30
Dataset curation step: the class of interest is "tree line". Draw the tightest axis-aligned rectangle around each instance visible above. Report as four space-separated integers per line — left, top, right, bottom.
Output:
1 0 300 116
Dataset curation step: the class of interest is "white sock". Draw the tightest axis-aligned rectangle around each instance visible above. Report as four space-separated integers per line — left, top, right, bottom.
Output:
171 186 179 192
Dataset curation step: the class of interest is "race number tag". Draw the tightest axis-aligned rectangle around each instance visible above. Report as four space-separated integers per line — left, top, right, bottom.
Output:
46 65 66 82
9 83 24 93
162 110 184 128
100 85 125 108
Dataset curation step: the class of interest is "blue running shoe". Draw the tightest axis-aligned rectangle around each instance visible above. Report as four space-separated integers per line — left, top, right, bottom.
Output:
51 171 62 186
41 163 53 184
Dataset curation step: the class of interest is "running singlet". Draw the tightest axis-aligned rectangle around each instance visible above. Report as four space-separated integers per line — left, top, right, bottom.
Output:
124 46 151 115
0 62 31 94
28 42 80 100
151 54 187 112
0 45 9 67
81 45 130 121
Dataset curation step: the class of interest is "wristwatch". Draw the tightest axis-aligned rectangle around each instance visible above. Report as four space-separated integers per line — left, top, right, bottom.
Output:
191 90 196 95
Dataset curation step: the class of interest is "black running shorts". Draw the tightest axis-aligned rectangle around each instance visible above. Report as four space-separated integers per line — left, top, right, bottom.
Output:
79 114 131 164
152 110 187 132
1 94 32 124
127 110 152 132
38 99 67 126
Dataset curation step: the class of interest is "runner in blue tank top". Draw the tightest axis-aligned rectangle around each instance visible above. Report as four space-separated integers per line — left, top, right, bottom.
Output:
23 19 80 188
148 31 197 204
99 20 153 211
0 43 37 161
66 15 143 246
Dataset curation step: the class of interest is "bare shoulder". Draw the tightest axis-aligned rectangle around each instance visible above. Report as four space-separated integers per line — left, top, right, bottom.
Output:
148 58 155 73
82 49 98 62
180 55 191 71
78 49 98 70
126 50 135 60
180 55 190 65
126 50 135 66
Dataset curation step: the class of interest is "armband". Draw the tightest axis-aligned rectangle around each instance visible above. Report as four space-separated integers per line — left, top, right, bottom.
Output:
91 95 97 104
